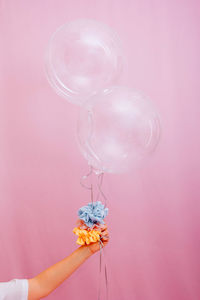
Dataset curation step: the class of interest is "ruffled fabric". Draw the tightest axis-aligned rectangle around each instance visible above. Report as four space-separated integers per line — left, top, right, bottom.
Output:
78 201 108 228
73 201 108 245
73 227 101 245
76 219 106 231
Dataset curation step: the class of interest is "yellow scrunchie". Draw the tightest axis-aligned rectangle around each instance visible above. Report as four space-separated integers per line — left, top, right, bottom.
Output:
73 227 101 245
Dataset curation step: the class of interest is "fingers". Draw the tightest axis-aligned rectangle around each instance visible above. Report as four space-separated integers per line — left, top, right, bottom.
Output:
101 224 107 232
99 224 109 245
101 229 109 236
101 229 109 241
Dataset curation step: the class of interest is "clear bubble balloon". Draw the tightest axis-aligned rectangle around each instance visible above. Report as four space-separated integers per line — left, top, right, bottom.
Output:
77 86 161 173
45 19 123 105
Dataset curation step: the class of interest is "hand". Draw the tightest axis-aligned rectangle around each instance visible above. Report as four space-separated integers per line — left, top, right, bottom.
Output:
87 224 109 254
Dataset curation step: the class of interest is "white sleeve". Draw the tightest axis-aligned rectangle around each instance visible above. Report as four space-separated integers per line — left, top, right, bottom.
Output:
0 279 28 300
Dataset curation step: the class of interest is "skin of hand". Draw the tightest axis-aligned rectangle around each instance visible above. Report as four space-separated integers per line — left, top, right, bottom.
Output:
28 225 109 300
87 224 109 254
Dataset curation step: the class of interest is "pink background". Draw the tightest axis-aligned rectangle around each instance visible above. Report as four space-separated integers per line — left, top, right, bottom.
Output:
0 0 200 299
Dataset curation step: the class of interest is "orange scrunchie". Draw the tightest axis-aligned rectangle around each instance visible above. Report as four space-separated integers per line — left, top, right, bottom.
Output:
73 227 101 245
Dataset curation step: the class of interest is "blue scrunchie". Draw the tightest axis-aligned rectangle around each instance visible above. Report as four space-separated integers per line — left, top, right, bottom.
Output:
78 201 109 228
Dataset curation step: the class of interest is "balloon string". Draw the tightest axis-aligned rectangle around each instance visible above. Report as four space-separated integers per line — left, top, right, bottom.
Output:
80 166 108 207
98 239 109 300
80 165 94 207
96 173 108 208
98 241 102 300
80 167 109 300
80 165 93 190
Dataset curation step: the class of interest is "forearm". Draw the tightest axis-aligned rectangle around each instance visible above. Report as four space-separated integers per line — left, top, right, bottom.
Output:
28 246 92 299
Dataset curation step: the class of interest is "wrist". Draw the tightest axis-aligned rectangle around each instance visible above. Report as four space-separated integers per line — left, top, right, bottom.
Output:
79 245 93 258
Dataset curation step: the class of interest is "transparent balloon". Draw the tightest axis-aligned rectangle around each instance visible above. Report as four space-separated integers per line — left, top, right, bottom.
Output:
45 19 123 105
77 86 161 174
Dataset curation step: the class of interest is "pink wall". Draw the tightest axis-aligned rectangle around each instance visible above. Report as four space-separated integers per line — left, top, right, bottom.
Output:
1 0 200 299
